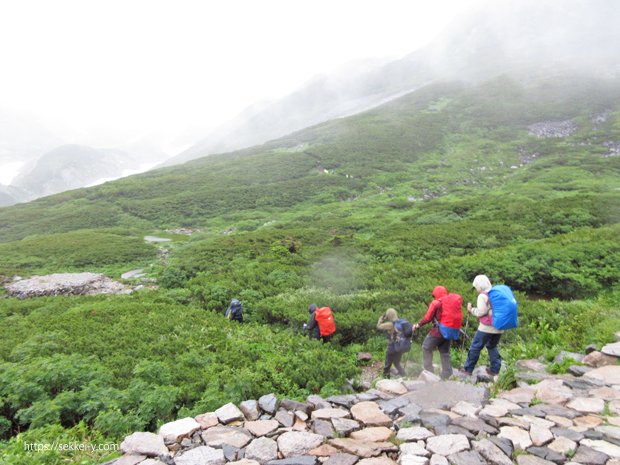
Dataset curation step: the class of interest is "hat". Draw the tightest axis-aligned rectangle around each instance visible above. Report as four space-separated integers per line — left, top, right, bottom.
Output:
308 303 317 313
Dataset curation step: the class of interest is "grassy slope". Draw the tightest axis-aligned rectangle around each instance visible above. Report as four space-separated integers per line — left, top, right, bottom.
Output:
1 73 620 464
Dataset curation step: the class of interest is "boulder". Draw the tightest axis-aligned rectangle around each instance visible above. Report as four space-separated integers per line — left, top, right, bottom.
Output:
566 397 605 414
602 342 620 358
584 366 620 385
396 427 434 441
311 408 351 420
159 417 201 443
583 352 618 368
350 402 392 427
195 412 219 429
375 379 407 395
259 393 278 414
240 400 261 421
350 427 393 442
498 426 532 450
324 454 360 465
245 437 279 463
120 432 168 457
277 431 324 457
201 426 252 448
426 434 470 455
215 403 245 424
471 439 512 465
245 420 280 437
332 417 361 435
175 446 225 465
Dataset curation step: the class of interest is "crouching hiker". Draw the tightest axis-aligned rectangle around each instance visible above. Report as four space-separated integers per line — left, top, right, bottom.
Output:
305 304 336 342
377 308 413 378
225 299 244 323
413 286 463 379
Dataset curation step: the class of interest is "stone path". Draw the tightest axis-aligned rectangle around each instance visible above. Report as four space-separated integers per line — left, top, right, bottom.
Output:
105 362 620 465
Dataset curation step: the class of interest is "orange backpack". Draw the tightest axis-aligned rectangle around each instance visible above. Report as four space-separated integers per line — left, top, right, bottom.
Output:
315 307 336 337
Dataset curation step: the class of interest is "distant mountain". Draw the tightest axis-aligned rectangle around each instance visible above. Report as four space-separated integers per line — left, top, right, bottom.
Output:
166 0 620 167
11 145 144 199
0 184 31 207
0 107 61 182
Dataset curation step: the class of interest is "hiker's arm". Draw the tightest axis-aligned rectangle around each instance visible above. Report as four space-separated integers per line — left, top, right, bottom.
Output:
307 313 317 331
377 313 393 331
468 294 490 317
416 300 439 328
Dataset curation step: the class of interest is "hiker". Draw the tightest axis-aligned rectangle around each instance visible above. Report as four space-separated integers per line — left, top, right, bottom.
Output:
461 274 503 376
304 304 336 342
225 298 244 323
377 308 411 378
412 285 462 379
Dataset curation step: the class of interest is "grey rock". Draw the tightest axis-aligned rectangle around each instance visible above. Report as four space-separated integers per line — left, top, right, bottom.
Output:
327 395 357 408
515 456 556 465
159 417 201 443
245 437 278 463
451 417 498 435
267 457 318 465
378 396 410 415
434 425 474 440
419 411 451 429
324 454 359 465
120 432 168 457
202 426 253 448
426 434 470 455
281 399 311 414
572 445 610 465
114 455 147 465
399 403 423 422
403 381 487 410
563 377 605 391
216 403 245 424
223 444 240 462
526 447 565 464
551 427 584 442
332 417 361 435
584 430 605 441
512 408 546 418
175 446 225 465
307 395 331 410
535 404 580 419
240 400 261 421
446 450 486 465
259 394 278 414
356 392 380 402
277 431 324 458
6 272 130 299
396 426 434 441
472 439 512 465
568 365 591 377
275 409 295 427
602 342 620 358
489 437 513 458
554 351 585 364
313 419 335 438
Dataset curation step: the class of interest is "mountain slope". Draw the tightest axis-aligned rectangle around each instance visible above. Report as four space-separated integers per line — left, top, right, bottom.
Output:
166 0 620 166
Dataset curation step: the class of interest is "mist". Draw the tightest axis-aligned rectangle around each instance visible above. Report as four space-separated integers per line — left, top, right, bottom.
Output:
1 0 618 206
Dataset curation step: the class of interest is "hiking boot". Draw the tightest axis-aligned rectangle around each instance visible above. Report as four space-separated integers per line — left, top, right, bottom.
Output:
486 367 499 376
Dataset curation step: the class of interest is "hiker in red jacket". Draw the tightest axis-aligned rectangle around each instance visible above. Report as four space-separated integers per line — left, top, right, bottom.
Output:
304 304 336 343
413 286 456 379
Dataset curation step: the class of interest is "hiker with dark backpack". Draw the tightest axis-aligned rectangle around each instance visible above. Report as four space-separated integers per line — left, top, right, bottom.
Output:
377 308 412 378
305 304 336 342
413 286 463 379
460 274 518 377
225 299 244 323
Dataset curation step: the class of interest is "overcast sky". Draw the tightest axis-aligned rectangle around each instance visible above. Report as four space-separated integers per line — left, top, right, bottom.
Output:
0 0 482 150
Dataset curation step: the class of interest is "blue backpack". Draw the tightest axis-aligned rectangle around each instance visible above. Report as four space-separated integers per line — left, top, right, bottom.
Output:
487 285 518 330
393 318 413 353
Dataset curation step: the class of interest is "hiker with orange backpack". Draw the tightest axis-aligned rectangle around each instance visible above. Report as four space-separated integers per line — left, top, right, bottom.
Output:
413 286 463 379
305 304 336 343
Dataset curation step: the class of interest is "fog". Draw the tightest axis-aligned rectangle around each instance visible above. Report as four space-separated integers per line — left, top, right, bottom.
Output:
1 0 618 205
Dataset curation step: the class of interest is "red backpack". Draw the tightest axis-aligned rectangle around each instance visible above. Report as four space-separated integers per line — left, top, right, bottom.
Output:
437 293 463 340
315 307 336 337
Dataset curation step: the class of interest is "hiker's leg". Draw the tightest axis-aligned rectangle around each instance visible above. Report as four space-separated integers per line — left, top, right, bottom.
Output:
437 338 453 379
422 335 439 373
383 347 395 377
464 330 487 373
393 351 405 377
486 333 502 374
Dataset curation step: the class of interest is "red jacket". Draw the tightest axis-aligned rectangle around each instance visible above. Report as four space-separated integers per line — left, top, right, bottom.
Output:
417 286 448 338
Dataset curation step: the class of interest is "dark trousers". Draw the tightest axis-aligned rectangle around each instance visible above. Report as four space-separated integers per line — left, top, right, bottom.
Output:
464 330 502 374
422 335 453 379
383 346 405 377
